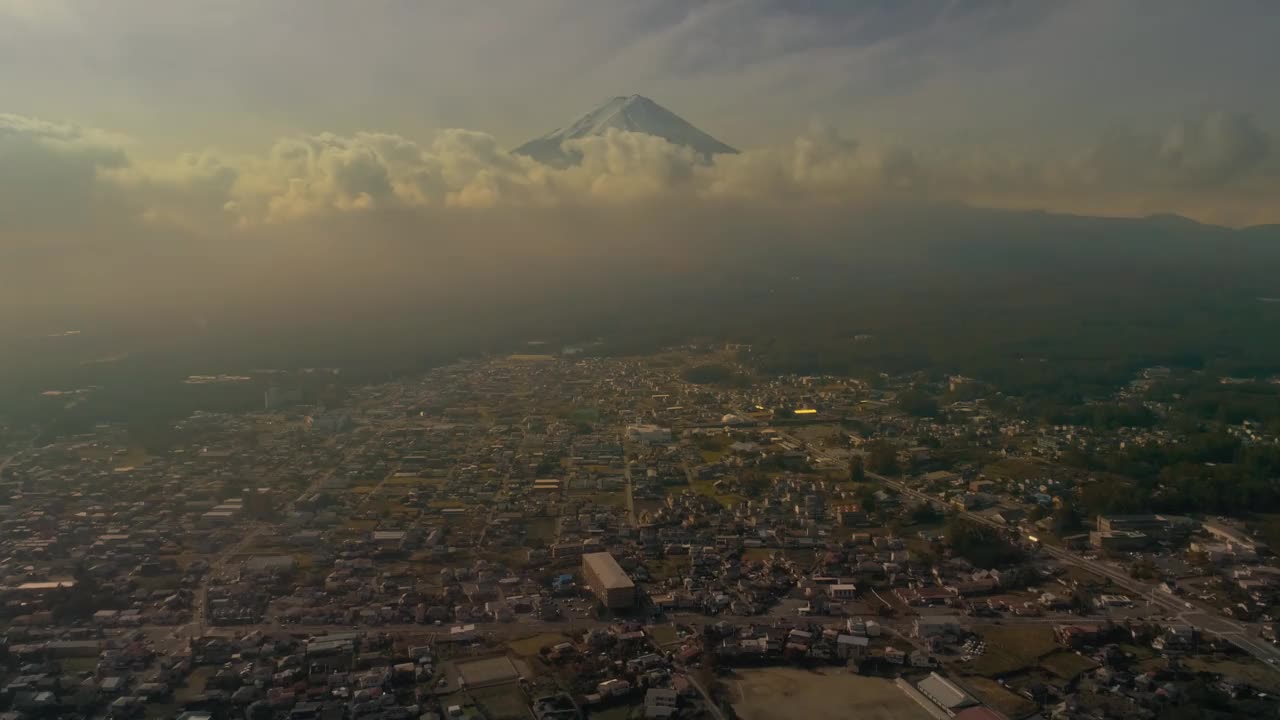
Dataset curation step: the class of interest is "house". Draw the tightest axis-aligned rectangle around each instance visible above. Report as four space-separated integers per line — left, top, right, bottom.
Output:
833 505 868 527
1054 625 1101 649
914 617 961 639
644 688 678 719
627 654 665 673
909 651 937 668
597 679 631 698
835 634 869 660
447 624 477 642
627 425 672 444
829 583 857 600
1152 625 1196 652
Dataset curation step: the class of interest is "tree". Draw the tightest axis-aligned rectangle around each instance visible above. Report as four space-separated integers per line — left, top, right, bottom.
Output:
910 503 942 525
944 517 1024 567
1051 499 1083 535
1129 557 1157 580
896 389 939 418
866 440 900 475
849 454 866 483
855 484 878 514
740 469 771 497
1069 588 1093 615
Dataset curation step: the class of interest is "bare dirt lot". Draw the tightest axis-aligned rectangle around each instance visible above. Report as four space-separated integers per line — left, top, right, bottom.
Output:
727 668 933 720
458 656 521 687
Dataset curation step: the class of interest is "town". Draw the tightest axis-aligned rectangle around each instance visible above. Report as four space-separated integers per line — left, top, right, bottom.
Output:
2 347 1280 720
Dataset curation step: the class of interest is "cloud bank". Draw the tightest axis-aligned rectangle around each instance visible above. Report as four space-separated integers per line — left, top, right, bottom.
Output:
4 110 1276 241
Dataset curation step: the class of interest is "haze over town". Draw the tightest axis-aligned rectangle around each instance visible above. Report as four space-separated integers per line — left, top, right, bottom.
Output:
3 3 1280 720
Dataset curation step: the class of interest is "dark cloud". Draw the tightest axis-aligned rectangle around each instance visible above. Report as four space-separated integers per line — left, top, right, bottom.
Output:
0 113 129 232
1158 112 1269 186
1082 112 1270 190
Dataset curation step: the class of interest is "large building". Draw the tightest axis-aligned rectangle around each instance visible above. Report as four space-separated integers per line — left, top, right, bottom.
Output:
1089 529 1151 553
915 672 977 716
582 552 636 609
626 424 672 445
1096 514 1194 542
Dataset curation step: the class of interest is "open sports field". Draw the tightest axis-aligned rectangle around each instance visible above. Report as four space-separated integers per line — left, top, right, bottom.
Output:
728 668 933 720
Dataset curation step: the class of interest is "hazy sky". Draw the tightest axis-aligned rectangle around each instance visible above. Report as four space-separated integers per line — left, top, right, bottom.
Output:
2 0 1279 316
3 1 1277 151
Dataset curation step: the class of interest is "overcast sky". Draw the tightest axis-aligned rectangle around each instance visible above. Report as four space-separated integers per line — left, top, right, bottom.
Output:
3 0 1276 153
3 0 1280 333
1 0 1278 293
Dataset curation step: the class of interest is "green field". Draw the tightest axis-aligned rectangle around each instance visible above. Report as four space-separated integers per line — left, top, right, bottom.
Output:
508 633 570 657
962 676 1037 718
981 458 1050 481
690 479 744 507
1039 650 1099 680
730 668 933 720
964 626 1060 677
648 624 679 646
470 685 530 720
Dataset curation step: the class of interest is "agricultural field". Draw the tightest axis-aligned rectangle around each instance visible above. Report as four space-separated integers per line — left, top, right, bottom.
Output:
961 676 1037 718
508 633 571 657
728 667 932 720
469 684 530 720
1039 650 1100 680
961 626 1060 677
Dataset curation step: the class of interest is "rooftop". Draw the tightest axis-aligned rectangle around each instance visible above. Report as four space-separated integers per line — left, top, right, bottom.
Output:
916 673 977 710
583 551 635 590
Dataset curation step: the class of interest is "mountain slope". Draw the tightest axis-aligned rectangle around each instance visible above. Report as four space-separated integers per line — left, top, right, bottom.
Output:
514 94 737 166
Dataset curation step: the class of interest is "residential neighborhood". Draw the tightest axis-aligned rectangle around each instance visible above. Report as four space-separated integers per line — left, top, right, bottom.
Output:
2 348 1279 720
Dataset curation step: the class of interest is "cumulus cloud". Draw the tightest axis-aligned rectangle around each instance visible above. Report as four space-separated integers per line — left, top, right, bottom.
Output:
3 110 1279 238
176 123 938 224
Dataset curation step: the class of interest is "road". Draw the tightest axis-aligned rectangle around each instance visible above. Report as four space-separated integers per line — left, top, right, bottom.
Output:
622 438 638 526
877 471 1280 668
779 431 1280 671
682 664 727 720
0 450 23 479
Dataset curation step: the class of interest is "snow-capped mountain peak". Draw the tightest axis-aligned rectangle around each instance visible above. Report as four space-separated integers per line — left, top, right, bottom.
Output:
514 95 737 166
